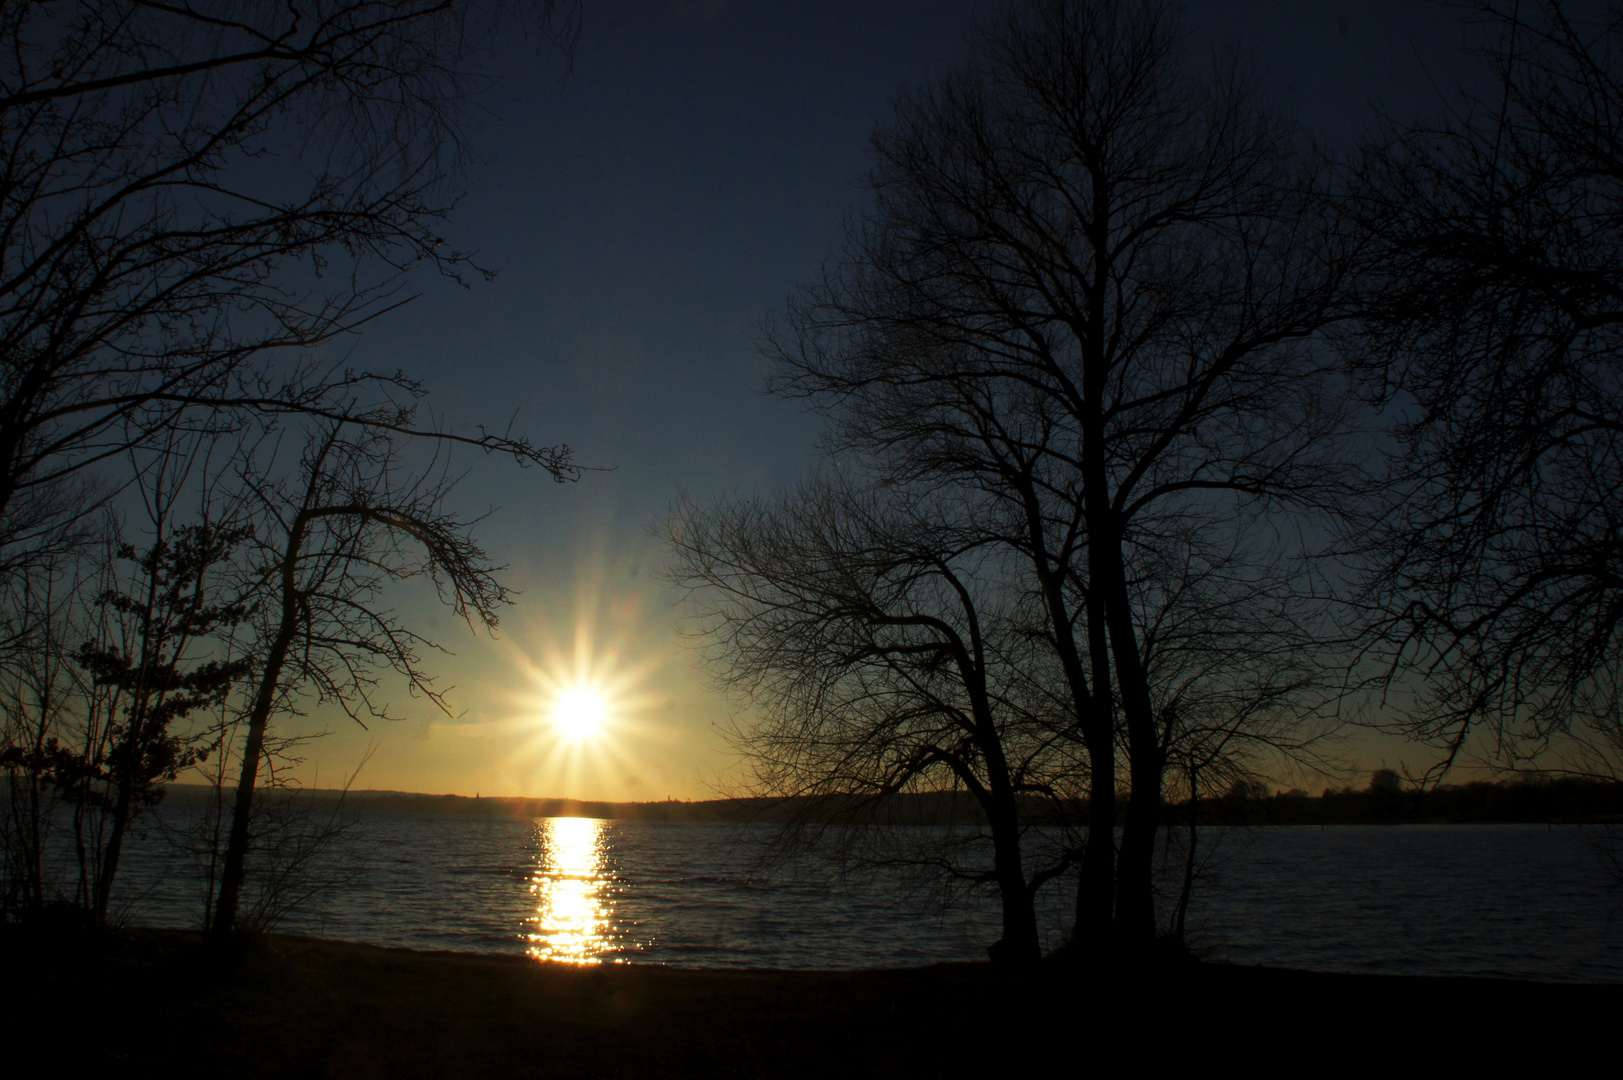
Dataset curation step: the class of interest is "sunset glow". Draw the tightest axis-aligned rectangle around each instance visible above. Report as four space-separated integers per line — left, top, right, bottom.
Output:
485 571 680 804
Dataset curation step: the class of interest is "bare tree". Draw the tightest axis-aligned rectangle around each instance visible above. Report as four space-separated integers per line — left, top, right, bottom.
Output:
769 0 1352 949
1347 1 1623 773
0 0 576 546
211 417 511 938
669 473 1081 965
0 549 90 915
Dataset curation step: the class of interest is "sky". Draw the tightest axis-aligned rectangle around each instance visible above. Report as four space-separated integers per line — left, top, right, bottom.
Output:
277 0 1484 802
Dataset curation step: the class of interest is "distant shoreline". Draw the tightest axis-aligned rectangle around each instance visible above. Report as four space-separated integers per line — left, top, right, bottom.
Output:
156 776 1623 826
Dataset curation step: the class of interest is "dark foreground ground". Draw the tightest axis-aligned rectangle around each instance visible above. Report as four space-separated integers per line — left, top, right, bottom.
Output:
2 927 1617 1077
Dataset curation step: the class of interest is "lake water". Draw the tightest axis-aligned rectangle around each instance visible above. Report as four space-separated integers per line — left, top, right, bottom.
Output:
107 815 1623 982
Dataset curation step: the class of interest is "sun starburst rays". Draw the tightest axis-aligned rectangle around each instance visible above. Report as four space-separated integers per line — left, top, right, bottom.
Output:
489 576 671 800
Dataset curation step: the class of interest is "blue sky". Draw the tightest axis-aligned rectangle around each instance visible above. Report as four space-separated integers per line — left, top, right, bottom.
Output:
287 1 1480 800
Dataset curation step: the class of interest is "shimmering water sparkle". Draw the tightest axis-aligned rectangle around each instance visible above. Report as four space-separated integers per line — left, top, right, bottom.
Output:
526 817 613 962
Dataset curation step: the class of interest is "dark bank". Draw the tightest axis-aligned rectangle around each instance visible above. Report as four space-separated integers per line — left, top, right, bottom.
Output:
3 927 1617 1078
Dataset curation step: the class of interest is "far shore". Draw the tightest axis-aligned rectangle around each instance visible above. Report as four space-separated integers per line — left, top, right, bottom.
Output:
1 926 1617 1076
156 776 1623 827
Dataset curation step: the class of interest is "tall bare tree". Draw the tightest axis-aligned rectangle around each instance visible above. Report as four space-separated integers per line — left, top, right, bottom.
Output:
769 0 1353 948
0 2 580 929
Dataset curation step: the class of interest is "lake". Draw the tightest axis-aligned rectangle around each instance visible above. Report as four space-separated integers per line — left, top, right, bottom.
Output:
107 815 1623 982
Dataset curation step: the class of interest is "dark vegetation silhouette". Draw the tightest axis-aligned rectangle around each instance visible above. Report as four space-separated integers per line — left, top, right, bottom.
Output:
72 512 254 924
1175 771 1623 826
180 771 1621 826
671 477 1080 963
0 1 577 934
210 420 516 940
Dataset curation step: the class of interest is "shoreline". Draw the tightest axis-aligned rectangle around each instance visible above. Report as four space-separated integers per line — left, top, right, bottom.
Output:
152 778 1623 827
4 926 1619 1076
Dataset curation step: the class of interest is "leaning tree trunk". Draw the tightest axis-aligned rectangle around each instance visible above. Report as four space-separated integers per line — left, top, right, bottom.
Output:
210 629 292 939
93 770 135 922
95 696 156 923
211 545 302 940
985 801 1041 965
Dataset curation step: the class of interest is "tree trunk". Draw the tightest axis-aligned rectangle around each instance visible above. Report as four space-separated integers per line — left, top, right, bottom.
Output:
1110 624 1162 945
986 801 1041 966
968 668 1041 966
93 774 134 922
1074 588 1117 949
1013 477 1116 949
210 696 270 939
1075 725 1117 949
1087 485 1161 945
94 700 154 922
211 555 301 940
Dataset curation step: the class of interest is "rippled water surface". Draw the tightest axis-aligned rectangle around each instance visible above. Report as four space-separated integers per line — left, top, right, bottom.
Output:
111 816 1623 980
1191 824 1623 983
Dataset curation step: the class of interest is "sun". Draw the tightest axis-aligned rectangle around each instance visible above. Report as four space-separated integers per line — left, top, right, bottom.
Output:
552 685 609 741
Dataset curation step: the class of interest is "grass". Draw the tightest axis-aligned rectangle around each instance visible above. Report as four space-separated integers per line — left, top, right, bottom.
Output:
2 926 1618 1077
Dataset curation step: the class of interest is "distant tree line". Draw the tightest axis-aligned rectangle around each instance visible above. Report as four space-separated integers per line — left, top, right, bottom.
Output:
1181 772 1623 827
669 0 1623 965
210 773 1623 827
0 2 574 937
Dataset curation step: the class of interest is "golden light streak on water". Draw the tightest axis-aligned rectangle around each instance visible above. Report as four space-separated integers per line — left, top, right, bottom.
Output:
527 816 613 963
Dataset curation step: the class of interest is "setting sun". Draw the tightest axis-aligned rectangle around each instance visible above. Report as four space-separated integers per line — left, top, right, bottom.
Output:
552 686 609 740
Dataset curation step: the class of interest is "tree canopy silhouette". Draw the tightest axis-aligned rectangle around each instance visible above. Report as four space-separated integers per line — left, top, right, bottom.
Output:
1349 0 1623 773
0 0 576 552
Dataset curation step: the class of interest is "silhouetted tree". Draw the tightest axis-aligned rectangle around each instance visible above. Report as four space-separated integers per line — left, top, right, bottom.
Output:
1348 1 1623 773
1368 768 1404 796
0 0 575 552
72 518 252 922
669 474 1081 965
211 418 511 938
0 551 87 914
768 0 1352 949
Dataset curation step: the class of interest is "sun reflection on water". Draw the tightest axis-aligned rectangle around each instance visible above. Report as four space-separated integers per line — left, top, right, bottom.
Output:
527 817 613 963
